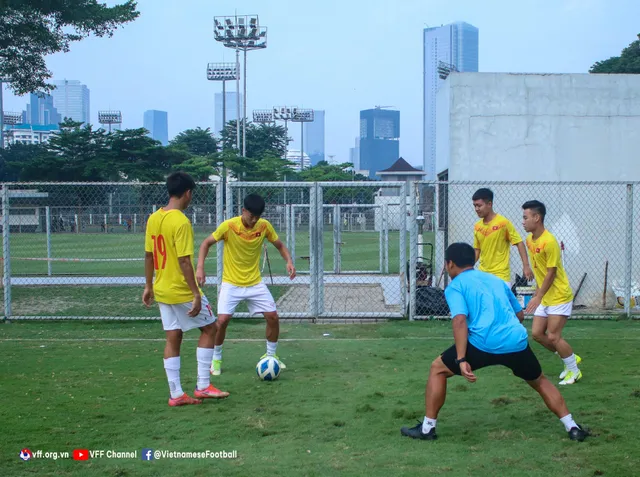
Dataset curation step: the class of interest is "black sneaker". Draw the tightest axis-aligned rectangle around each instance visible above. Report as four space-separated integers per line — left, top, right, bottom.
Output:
401 421 438 440
568 424 590 442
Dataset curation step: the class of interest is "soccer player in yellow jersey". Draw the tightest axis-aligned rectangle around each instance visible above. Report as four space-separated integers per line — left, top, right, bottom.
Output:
196 193 296 375
522 200 582 385
472 188 533 285
142 172 229 406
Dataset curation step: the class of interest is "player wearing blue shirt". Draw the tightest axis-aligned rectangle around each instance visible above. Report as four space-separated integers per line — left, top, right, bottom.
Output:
401 243 589 442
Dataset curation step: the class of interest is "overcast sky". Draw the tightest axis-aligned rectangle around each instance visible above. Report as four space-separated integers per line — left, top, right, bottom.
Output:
3 0 639 166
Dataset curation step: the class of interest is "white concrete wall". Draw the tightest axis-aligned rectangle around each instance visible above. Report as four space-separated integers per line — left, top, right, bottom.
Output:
438 73 640 181
432 73 640 309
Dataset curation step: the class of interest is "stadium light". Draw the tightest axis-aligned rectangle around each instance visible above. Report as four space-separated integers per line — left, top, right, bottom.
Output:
214 14 268 158
98 111 122 133
272 106 297 160
291 108 314 170
252 109 274 124
437 61 458 80
3 112 22 126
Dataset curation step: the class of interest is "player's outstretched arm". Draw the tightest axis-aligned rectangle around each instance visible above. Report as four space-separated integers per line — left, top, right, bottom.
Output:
196 235 217 286
272 239 296 280
142 252 155 306
525 267 557 313
515 242 534 281
178 255 202 317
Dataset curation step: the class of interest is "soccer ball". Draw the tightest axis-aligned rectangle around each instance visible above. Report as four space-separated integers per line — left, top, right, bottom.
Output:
256 356 281 381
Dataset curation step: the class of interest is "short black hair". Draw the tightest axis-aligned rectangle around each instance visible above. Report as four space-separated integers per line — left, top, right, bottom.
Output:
166 171 196 198
444 243 475 268
472 188 493 202
522 200 546 221
244 194 265 216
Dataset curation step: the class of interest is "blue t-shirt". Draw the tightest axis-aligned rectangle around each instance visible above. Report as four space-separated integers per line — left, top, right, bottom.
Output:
444 269 528 354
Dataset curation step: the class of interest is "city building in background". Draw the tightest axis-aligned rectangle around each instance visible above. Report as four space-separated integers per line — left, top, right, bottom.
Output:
285 149 311 172
24 93 61 126
423 21 478 179
303 110 325 165
3 124 59 148
143 110 168 145
50 80 90 124
376 157 425 196
349 136 360 170
214 92 243 135
359 107 400 179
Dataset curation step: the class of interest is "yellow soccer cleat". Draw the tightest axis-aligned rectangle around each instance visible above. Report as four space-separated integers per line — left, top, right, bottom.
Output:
559 354 582 380
559 370 582 385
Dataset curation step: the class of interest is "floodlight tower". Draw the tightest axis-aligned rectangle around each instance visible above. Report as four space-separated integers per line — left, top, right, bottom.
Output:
437 61 458 80
2 112 22 147
273 106 295 160
214 14 267 158
291 108 314 170
98 111 122 133
207 62 238 138
253 109 274 125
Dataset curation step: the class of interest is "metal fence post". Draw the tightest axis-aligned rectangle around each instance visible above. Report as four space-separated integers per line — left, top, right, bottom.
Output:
399 183 407 312
333 204 340 274
624 183 634 317
309 184 318 318
2 185 11 319
316 184 324 316
216 182 224 296
409 182 417 320
383 203 389 274
290 204 296 269
45 206 52 276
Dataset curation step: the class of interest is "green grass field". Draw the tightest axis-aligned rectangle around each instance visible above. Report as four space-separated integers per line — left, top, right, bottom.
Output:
4 230 421 276
1 320 639 476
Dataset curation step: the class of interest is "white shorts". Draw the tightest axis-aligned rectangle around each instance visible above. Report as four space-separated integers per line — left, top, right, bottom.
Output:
534 301 573 318
218 282 276 316
159 295 216 331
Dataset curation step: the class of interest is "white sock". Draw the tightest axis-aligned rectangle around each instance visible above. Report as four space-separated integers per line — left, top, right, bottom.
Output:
164 357 183 399
213 345 223 361
422 416 437 434
266 340 278 356
562 354 580 374
560 413 578 432
196 348 214 390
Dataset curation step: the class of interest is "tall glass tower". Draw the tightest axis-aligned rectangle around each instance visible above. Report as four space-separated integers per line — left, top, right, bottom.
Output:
423 22 478 179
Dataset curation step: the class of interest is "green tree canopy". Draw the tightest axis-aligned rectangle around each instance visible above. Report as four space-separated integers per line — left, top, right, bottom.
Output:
0 0 140 94
169 127 218 156
590 34 640 74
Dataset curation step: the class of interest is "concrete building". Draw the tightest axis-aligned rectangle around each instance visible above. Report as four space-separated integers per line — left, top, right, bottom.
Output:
285 149 311 172
432 72 640 308
3 124 59 147
423 22 478 180
377 157 425 196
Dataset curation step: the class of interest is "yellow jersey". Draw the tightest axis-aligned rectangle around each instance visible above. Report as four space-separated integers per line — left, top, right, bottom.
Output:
213 216 279 287
526 230 573 306
145 208 201 304
473 214 523 282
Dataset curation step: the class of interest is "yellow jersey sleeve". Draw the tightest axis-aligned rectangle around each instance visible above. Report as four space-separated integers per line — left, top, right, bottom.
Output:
265 220 279 243
473 228 481 249
544 238 562 269
175 221 194 258
212 220 230 242
506 220 523 246
144 221 154 253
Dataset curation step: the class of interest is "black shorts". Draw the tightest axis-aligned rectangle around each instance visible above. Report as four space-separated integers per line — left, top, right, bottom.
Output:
441 342 542 382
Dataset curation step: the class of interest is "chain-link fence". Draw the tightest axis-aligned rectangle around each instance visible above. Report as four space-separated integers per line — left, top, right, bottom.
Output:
409 181 639 320
2 180 637 320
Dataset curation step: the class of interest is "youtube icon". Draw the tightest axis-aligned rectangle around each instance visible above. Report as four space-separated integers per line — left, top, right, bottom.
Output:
73 449 89 461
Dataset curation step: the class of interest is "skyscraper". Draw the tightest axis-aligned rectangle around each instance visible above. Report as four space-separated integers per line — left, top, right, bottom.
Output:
25 93 61 126
214 92 243 135
359 108 400 179
50 80 90 124
143 110 169 145
423 22 478 179
303 110 325 166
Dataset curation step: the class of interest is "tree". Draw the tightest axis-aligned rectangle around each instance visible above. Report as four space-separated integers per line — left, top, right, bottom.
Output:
0 1 140 95
590 34 640 74
108 128 177 181
174 154 217 181
169 127 218 156
220 121 289 159
0 143 47 181
299 161 374 203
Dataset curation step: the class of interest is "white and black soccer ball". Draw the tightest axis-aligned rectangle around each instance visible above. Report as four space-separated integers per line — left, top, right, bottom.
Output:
256 356 281 381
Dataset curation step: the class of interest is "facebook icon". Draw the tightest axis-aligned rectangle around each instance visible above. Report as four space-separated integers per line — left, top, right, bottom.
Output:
141 449 154 461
